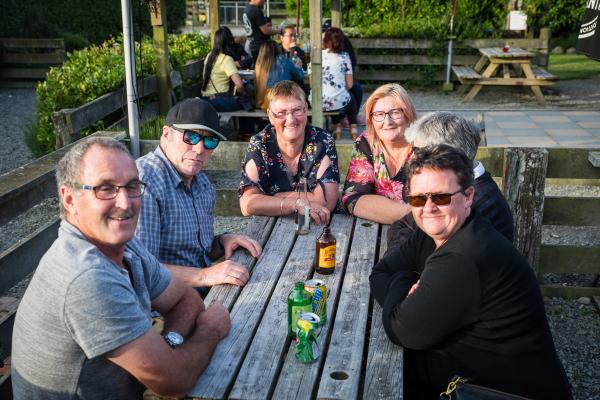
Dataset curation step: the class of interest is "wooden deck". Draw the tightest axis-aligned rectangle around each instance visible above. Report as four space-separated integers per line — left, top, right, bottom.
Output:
188 214 403 399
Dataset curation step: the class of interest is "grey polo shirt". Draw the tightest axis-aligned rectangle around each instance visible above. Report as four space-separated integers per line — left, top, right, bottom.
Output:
11 220 171 399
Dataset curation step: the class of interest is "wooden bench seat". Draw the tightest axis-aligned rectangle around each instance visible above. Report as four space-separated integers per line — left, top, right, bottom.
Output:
452 66 482 83
219 109 340 118
589 151 600 168
531 67 558 81
219 109 342 136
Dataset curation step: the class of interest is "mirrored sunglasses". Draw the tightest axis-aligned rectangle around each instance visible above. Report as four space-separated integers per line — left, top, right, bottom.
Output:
406 189 464 207
172 127 220 150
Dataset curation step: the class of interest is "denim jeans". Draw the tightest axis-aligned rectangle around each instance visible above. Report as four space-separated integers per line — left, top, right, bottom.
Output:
203 94 241 112
202 95 255 135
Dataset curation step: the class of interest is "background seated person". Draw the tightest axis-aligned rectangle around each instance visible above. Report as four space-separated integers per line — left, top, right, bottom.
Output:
221 26 253 70
386 111 514 252
279 24 306 66
309 27 358 139
255 41 304 110
341 83 417 224
201 27 247 112
370 145 572 400
239 80 338 225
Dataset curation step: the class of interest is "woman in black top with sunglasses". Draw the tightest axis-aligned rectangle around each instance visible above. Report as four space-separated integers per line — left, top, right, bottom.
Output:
370 145 571 400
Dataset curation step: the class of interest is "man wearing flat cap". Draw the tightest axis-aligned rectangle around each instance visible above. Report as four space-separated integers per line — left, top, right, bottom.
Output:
136 98 261 295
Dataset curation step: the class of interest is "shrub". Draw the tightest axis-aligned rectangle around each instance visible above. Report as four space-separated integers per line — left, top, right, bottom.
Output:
29 33 210 156
310 0 507 39
524 0 587 37
0 0 186 45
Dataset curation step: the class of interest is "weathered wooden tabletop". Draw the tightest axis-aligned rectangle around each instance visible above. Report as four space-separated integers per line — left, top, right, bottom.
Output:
188 214 403 400
478 47 534 59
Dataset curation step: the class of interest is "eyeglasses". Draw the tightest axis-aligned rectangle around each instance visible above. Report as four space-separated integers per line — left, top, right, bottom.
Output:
406 189 465 207
78 182 147 200
269 107 306 120
171 127 220 150
283 33 297 38
371 108 405 123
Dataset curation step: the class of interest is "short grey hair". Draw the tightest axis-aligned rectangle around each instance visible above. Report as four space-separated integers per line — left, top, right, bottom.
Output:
404 112 481 160
56 137 132 217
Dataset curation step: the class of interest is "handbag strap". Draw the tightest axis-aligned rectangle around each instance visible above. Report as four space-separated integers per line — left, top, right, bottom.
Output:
439 376 467 399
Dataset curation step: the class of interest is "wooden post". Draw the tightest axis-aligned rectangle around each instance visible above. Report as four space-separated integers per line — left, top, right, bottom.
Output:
309 0 323 128
502 148 548 274
331 0 341 28
150 0 171 115
539 27 550 68
210 0 220 44
51 110 74 149
476 111 486 147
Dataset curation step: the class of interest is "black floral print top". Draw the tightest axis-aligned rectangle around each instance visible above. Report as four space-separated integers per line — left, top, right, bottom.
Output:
238 124 340 197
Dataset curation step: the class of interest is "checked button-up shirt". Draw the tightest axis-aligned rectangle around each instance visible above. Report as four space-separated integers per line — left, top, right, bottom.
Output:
136 146 216 271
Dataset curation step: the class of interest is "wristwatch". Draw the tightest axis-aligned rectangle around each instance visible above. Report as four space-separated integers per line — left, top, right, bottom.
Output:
163 331 184 349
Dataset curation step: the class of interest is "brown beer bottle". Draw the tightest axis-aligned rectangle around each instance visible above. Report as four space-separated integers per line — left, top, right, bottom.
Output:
315 226 336 275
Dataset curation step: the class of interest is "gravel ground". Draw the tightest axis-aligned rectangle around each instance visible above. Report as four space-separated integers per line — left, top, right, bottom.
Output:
1 85 599 399
0 88 35 176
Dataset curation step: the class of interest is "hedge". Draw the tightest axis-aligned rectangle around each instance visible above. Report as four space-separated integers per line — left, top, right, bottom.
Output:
0 0 186 49
27 32 210 156
286 0 507 39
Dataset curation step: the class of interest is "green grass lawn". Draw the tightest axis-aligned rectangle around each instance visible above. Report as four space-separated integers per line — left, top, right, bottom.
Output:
549 54 600 80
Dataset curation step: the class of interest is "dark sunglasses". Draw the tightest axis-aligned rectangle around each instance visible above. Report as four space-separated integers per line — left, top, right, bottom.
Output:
407 189 465 207
171 127 220 150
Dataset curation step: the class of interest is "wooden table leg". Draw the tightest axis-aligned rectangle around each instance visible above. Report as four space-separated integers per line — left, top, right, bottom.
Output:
521 63 546 105
502 64 511 79
464 62 499 102
473 55 488 73
457 83 471 95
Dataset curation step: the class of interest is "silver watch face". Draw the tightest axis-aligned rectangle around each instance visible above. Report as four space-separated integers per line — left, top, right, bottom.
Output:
164 331 184 347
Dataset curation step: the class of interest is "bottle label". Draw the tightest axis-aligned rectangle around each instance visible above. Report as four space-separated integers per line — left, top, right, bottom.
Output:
318 244 336 268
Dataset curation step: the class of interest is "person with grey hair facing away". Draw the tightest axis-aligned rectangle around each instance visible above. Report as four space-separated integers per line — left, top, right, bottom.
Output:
12 137 230 399
386 111 514 252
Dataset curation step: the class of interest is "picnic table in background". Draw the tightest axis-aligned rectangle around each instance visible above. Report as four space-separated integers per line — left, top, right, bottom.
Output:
188 214 403 400
452 47 558 105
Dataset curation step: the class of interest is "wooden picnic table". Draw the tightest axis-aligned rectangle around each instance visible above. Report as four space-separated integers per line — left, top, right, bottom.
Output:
188 213 403 399
453 47 557 105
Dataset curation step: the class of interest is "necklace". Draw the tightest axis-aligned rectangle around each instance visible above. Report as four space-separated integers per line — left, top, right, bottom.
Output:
381 143 412 177
281 150 301 177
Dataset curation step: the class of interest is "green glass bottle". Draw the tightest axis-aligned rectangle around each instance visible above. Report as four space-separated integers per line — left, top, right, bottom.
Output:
287 281 312 337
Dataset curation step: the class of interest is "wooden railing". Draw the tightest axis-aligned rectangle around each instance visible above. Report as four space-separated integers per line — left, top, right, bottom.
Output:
349 28 551 85
50 59 204 149
0 38 66 87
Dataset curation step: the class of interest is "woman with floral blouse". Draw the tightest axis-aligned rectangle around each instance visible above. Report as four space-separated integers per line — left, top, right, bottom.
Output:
341 83 417 224
239 80 339 225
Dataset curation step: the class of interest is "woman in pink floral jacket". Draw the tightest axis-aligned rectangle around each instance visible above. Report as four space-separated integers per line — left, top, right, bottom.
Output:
341 83 417 224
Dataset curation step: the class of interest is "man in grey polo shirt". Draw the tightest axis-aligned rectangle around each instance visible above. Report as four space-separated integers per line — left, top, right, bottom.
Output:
11 137 230 399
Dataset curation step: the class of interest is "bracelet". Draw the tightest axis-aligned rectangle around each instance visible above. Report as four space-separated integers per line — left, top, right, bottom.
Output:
280 199 285 215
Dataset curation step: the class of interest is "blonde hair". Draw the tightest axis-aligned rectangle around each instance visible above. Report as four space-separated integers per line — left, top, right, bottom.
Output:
267 80 306 106
254 41 277 110
364 83 417 139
